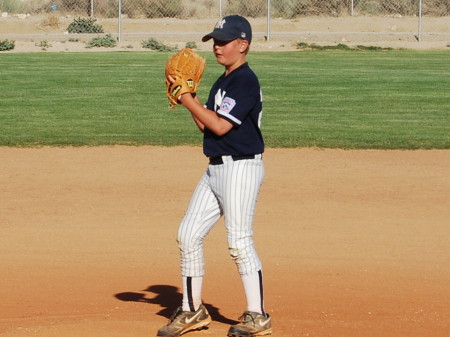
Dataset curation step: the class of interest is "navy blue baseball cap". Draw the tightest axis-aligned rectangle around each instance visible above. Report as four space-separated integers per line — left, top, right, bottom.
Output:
202 15 252 43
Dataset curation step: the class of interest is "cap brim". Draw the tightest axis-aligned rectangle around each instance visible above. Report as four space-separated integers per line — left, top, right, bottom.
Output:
202 30 236 42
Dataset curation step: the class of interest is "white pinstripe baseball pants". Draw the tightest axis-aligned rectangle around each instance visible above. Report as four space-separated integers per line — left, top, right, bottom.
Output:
177 155 264 277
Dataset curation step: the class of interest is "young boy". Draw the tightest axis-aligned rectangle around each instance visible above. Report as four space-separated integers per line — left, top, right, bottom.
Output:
157 15 272 337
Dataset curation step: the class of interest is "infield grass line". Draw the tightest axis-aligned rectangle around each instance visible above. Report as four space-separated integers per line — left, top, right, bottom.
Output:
0 50 449 148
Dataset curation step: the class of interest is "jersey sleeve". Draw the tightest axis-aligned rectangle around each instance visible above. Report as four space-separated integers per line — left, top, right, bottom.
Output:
216 73 260 126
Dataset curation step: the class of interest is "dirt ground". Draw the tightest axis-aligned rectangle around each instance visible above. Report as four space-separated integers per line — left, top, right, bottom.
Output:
1 146 449 337
0 15 449 52
1 13 449 337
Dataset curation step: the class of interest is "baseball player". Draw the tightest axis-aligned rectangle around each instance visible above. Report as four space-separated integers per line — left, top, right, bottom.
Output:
158 15 272 337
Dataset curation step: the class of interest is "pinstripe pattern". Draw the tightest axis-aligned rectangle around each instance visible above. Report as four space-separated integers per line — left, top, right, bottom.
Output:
178 155 264 277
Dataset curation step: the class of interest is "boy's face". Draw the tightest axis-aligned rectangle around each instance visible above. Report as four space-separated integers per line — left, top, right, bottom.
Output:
212 38 249 69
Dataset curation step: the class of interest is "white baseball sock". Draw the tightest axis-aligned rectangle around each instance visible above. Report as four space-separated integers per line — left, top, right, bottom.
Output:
241 270 266 315
182 276 203 312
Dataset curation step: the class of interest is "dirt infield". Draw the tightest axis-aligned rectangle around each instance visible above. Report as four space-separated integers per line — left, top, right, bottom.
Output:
1 146 449 337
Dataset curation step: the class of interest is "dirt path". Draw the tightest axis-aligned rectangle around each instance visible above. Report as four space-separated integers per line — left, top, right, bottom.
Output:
1 146 449 337
1 16 449 52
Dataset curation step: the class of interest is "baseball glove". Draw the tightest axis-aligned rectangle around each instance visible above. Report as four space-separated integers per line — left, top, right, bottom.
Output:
165 48 206 108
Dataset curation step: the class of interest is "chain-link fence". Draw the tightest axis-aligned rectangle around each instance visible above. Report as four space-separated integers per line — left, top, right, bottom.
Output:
1 0 449 46
3 0 450 18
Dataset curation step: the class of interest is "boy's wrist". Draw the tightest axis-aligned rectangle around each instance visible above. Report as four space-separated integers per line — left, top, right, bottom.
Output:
179 92 196 104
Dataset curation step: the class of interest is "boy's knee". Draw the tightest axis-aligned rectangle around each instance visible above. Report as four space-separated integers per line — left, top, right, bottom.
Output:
228 246 253 265
229 247 261 275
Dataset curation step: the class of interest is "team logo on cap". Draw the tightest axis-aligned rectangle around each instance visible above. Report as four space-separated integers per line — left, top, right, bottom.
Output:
215 19 226 29
241 32 246 38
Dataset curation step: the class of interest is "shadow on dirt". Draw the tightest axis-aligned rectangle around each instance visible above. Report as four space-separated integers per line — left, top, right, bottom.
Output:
115 284 238 325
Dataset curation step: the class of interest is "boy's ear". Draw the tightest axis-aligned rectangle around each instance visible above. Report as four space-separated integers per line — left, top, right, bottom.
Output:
239 39 250 53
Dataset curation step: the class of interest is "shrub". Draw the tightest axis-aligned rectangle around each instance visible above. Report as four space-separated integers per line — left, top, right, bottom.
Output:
423 0 450 16
85 34 117 48
141 38 178 52
226 0 265 17
379 0 416 16
36 40 52 50
67 17 104 34
185 41 197 49
296 42 394 51
358 0 382 15
39 14 61 30
143 0 183 18
268 0 450 18
0 39 15 51
272 0 347 18
0 0 26 13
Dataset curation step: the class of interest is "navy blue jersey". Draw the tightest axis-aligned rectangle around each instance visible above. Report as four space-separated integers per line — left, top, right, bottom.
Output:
203 63 264 157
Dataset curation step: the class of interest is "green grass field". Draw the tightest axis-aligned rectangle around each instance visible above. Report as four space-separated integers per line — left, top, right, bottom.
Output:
0 50 449 149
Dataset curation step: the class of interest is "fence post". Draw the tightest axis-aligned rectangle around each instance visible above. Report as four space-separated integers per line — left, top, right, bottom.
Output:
118 0 122 42
418 0 423 42
266 0 271 42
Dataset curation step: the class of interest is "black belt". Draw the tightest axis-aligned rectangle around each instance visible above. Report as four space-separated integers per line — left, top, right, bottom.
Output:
209 154 257 165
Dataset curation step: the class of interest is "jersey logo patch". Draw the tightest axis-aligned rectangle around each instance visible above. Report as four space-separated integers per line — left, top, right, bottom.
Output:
220 97 236 114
